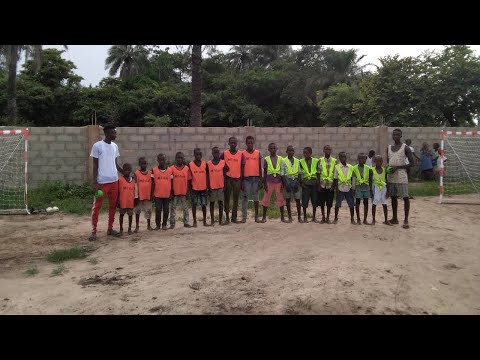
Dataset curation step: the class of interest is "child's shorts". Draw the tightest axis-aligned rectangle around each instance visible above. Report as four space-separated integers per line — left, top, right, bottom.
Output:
336 190 355 208
284 178 301 200
134 200 152 219
191 190 208 207
355 189 371 199
209 188 224 203
372 186 388 205
119 208 134 216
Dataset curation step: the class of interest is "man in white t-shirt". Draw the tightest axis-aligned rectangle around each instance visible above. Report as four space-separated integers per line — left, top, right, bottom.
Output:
89 125 124 241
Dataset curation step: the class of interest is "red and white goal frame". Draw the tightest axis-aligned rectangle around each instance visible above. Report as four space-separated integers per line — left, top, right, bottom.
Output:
0 128 29 214
438 129 479 204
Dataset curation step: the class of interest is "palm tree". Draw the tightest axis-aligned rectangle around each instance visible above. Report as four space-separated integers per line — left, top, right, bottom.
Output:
105 45 149 80
0 45 46 124
226 45 254 71
251 45 292 67
186 45 216 127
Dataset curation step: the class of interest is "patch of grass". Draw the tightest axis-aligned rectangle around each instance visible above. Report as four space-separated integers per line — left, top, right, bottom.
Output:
294 296 314 311
51 263 67 276
408 181 439 197
88 257 98 265
46 246 87 263
29 181 108 215
25 265 39 277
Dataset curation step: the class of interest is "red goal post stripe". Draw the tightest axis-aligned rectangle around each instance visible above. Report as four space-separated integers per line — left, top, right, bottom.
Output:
443 130 479 136
0 129 29 135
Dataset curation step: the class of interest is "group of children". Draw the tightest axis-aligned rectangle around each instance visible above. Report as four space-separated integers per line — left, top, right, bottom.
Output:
115 136 394 234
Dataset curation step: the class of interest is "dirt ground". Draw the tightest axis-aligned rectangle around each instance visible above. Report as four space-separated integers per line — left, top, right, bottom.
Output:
1 197 479 315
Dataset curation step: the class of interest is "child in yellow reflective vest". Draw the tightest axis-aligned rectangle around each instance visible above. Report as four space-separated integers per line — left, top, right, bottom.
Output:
371 155 392 225
281 145 302 223
260 143 286 223
333 152 355 224
299 146 319 223
352 153 372 225
317 144 336 224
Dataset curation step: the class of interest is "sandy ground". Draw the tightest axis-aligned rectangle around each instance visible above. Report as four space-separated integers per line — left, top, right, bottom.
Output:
1 197 479 315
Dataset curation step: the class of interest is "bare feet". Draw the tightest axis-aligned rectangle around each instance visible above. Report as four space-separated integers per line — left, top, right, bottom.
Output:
88 233 97 241
287 217 293 223
281 218 289 223
184 224 192 228
351 219 356 225
134 227 139 233
384 220 393 226
260 218 267 223
255 217 260 223
147 226 153 231
219 220 228 226
203 222 212 227
320 218 326 224
169 224 175 229
210 221 215 226
298 218 304 223
363 220 370 225
326 219 331 224
389 218 399 225
193 222 198 228
402 222 410 229
127 229 132 235
333 219 338 224
357 219 362 225
154 226 160 231
162 224 167 230
371 220 376 225
303 219 310 223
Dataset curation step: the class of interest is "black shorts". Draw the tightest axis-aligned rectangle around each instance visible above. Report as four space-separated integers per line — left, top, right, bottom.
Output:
302 185 318 208
318 187 334 208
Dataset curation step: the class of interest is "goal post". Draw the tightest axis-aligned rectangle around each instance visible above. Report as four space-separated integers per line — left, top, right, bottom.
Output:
0 128 29 214
439 129 480 204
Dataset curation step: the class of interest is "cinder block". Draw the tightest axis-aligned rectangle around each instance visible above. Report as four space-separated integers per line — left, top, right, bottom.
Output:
39 135 56 142
64 127 83 135
337 127 351 134
120 127 139 135
49 143 65 151
181 127 196 134
40 165 57 174
65 143 83 151
47 127 65 134
55 135 73 142
189 135 205 142
210 127 226 135
325 128 338 134
30 127 48 135
128 135 144 142
31 173 48 182
152 127 168 135
141 142 156 150
142 135 157 142
30 143 48 150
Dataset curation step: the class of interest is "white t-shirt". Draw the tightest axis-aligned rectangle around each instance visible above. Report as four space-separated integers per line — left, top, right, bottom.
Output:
366 156 374 167
90 140 120 184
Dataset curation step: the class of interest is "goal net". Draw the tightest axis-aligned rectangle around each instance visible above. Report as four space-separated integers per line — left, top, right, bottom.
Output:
0 129 29 214
439 130 480 204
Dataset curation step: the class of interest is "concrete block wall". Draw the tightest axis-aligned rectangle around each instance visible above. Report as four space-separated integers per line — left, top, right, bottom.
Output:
28 127 89 187
4 125 475 188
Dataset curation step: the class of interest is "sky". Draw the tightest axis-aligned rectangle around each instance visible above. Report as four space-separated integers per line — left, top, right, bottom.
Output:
45 45 480 87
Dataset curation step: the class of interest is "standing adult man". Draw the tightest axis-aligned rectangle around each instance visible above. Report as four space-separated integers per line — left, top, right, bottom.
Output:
387 129 414 229
89 124 124 241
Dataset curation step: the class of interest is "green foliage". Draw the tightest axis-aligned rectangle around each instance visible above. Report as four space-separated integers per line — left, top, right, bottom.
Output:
1 45 479 127
25 265 39 277
47 247 87 263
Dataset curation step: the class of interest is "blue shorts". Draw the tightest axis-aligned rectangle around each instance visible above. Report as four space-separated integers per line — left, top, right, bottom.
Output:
336 190 355 208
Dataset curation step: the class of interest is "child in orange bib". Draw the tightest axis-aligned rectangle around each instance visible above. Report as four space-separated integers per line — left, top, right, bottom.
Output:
152 153 173 230
134 157 153 232
170 152 192 228
242 136 263 223
189 148 211 227
118 163 135 235
207 146 227 226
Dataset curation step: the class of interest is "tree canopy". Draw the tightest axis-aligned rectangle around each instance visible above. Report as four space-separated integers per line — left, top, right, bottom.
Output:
1 45 479 127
